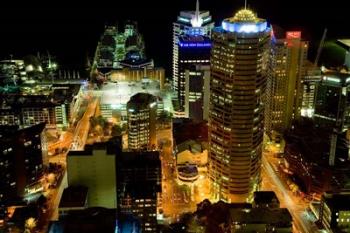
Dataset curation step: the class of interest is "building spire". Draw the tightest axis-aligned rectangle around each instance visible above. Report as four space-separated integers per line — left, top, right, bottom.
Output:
191 0 203 27
195 0 200 18
245 0 247 9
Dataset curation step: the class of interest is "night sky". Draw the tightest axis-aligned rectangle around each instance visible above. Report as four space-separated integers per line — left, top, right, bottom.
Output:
0 0 348 75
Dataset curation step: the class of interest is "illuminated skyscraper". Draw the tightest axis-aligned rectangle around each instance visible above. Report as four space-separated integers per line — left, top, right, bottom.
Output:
173 0 214 110
265 27 308 138
178 35 211 120
127 93 157 151
209 8 270 201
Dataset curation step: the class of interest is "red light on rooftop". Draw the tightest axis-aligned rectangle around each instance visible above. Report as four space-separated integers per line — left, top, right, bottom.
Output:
286 31 301 39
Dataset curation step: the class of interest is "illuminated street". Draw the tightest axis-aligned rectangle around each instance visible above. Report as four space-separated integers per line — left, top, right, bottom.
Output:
261 149 320 233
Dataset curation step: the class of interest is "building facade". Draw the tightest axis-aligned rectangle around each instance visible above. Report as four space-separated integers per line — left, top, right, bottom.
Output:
0 123 46 219
209 9 270 201
127 93 157 151
178 35 211 120
265 28 308 137
116 151 161 233
314 73 350 131
67 139 121 208
172 0 214 96
319 192 350 232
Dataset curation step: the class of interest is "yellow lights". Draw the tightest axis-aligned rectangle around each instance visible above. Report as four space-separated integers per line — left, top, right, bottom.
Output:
232 9 257 22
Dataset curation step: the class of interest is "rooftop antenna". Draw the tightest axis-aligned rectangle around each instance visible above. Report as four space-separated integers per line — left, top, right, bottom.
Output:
195 0 200 20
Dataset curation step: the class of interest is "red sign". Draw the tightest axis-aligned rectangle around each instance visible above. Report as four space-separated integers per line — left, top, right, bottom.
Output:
286 31 301 39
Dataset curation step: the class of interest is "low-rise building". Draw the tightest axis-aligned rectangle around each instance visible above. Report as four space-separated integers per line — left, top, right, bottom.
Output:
58 186 88 216
319 191 350 232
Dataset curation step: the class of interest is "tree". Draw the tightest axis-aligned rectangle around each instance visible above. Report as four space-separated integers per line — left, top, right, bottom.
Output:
111 124 122 137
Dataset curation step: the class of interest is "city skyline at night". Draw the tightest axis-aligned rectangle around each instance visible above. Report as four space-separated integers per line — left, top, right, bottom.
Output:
0 0 348 72
1 1 350 233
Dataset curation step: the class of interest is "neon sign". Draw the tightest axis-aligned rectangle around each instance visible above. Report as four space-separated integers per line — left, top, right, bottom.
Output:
286 31 301 39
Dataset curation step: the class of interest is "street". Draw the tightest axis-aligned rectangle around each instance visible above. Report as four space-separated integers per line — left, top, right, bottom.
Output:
261 150 319 233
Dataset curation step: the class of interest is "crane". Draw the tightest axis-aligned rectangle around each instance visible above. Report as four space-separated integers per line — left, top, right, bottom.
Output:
314 28 328 68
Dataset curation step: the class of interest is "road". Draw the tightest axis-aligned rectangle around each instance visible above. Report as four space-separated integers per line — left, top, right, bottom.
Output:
71 98 98 150
157 124 212 223
157 125 197 223
261 151 319 233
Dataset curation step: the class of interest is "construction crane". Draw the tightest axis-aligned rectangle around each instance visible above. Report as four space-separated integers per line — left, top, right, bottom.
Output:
314 28 328 68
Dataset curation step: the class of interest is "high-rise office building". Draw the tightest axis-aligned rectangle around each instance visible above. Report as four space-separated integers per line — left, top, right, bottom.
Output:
116 151 161 233
178 35 211 120
127 93 157 151
265 27 308 137
0 123 46 217
314 73 350 131
300 60 322 118
173 0 214 98
209 8 270 201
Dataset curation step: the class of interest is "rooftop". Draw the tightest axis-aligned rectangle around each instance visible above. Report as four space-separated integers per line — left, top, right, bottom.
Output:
337 39 350 50
230 208 292 225
173 118 208 145
232 9 257 22
99 80 161 105
323 192 350 210
59 186 88 209
127 92 157 110
253 191 279 206
48 207 118 233
67 137 122 157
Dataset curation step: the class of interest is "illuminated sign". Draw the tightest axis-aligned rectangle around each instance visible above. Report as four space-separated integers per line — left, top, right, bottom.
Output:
222 21 268 33
286 31 301 39
179 42 211 47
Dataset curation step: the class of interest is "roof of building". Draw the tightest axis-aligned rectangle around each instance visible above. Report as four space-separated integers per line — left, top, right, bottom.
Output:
271 24 286 40
284 119 349 168
173 118 208 145
59 186 88 209
68 137 122 157
337 39 350 50
253 191 279 205
177 139 208 154
232 9 257 22
322 192 350 211
0 122 46 142
127 92 157 110
48 207 118 233
118 150 160 167
230 208 292 225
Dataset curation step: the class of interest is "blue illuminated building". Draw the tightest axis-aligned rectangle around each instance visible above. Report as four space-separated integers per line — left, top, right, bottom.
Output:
177 35 211 120
173 0 214 101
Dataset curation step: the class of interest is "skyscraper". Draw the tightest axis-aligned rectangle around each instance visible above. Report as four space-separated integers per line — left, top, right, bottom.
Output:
127 93 157 151
178 35 211 120
265 27 308 138
209 8 270 202
173 0 214 112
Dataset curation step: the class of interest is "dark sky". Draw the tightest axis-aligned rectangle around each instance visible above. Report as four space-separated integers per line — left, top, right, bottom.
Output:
0 0 348 75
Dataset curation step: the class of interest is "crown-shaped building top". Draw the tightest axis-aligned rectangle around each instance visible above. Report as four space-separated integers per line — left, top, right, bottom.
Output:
232 9 257 22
